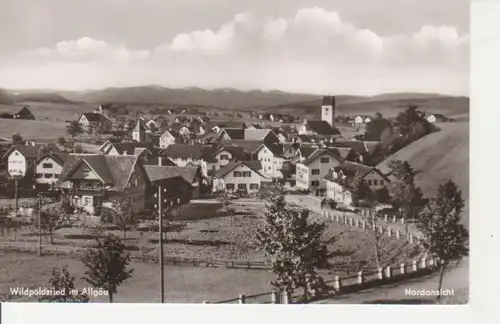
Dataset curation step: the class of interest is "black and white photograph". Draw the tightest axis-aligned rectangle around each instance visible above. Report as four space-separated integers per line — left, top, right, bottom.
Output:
0 0 469 306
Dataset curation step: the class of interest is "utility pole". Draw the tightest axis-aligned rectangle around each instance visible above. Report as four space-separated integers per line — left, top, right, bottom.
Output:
38 192 42 256
158 183 164 303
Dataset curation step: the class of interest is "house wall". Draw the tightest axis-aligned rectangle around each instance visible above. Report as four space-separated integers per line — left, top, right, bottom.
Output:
325 180 353 205
7 150 27 176
295 154 342 190
159 133 176 149
212 164 266 193
363 170 388 190
214 150 234 167
35 157 63 184
132 130 145 143
257 147 283 179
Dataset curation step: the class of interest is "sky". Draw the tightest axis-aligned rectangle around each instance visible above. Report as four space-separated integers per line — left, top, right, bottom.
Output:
0 0 470 95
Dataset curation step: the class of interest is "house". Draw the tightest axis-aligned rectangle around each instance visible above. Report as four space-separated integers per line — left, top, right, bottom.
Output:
196 131 219 144
161 144 215 177
217 128 281 144
255 143 286 179
2 143 45 177
212 161 270 193
297 120 341 139
213 145 250 171
56 154 149 215
295 148 344 192
159 130 180 149
169 123 191 136
333 140 381 164
14 107 35 120
427 113 448 123
324 161 390 205
144 165 204 200
132 118 152 143
99 141 154 162
78 112 112 134
35 153 69 187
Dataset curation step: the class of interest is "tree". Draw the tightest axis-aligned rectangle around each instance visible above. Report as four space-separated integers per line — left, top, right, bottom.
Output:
12 133 24 145
57 137 66 147
255 185 329 299
39 207 62 244
66 120 83 141
217 191 236 226
107 199 137 240
387 160 425 231
417 180 469 302
395 105 424 136
81 233 134 303
39 266 89 303
364 113 391 141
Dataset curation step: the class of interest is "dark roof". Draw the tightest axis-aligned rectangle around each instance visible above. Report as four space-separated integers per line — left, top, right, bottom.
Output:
333 140 369 155
213 160 265 178
57 154 141 191
2 144 44 160
257 143 284 157
221 128 245 140
305 120 341 136
81 113 108 123
333 161 374 178
321 95 336 106
16 107 34 117
144 165 200 184
220 128 276 141
300 148 343 166
297 147 317 159
217 145 250 161
161 144 206 159
100 142 154 155
35 152 69 165
215 121 246 129
226 140 263 154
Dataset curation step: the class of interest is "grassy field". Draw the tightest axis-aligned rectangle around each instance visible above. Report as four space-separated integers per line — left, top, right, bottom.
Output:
0 199 416 302
0 119 67 140
377 121 469 225
0 102 94 122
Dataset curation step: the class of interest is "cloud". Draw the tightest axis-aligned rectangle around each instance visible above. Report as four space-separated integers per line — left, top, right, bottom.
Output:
0 7 469 94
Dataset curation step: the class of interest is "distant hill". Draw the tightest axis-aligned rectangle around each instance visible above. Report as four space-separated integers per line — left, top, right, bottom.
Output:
377 122 469 226
57 86 324 109
261 96 469 119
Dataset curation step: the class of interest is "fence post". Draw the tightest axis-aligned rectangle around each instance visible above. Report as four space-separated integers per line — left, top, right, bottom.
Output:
384 214 388 222
396 229 400 240
412 260 418 272
270 290 277 304
333 275 341 291
281 289 289 304
392 215 396 223
400 218 405 225
409 234 414 244
387 227 392 237
350 217 354 226
420 257 427 270
357 271 364 285
384 266 392 279
378 225 383 234
239 294 246 304
361 220 366 230
355 219 359 228
377 268 383 280
400 263 406 275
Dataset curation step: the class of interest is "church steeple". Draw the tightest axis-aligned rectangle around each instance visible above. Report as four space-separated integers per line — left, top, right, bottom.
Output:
321 95 336 126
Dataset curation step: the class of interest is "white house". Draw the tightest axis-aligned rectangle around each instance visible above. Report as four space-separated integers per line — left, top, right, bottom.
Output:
427 114 448 123
161 144 217 177
212 161 270 193
35 153 68 186
159 130 179 149
255 143 285 179
77 112 112 134
2 144 44 177
295 148 343 192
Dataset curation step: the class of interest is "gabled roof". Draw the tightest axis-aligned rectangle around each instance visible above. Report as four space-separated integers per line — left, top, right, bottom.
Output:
224 140 263 154
321 95 336 106
305 120 341 136
330 161 390 182
256 143 284 157
35 152 69 165
144 165 201 184
216 145 250 161
161 144 209 159
133 118 146 132
300 148 343 166
57 154 141 191
2 144 44 160
213 160 266 178
81 113 109 123
17 107 34 116
219 128 276 141
296 147 317 159
333 140 370 155
220 128 245 140
100 142 154 155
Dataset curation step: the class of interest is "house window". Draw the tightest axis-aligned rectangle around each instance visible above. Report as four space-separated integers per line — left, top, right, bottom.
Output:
238 184 247 190
14 152 18 156
54 174 59 179
367 179 372 185
44 174 53 179
250 184 259 190
226 183 235 190
243 171 251 177
84 197 92 206
220 155 229 160
36 173 43 178
42 163 53 169
380 180 384 186
312 169 320 175
311 180 320 187
373 179 378 185
233 171 242 177
320 157 330 163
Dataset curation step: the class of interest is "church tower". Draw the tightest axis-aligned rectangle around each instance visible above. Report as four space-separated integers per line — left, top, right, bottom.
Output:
321 95 336 126
132 118 146 142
